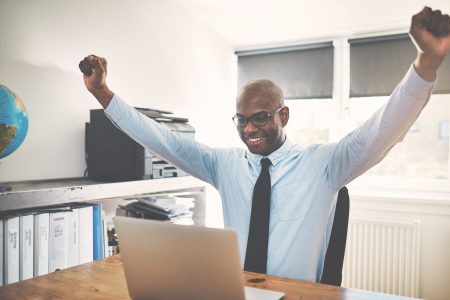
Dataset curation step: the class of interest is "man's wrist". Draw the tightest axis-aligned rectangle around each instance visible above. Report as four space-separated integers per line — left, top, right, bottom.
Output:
413 52 443 82
91 86 114 109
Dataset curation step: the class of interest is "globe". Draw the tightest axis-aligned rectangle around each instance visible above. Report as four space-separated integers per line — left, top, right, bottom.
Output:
0 84 29 159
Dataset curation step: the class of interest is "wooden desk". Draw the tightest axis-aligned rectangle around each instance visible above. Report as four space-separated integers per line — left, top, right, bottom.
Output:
0 255 414 300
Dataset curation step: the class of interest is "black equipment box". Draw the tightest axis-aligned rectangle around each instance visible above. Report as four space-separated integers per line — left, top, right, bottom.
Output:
86 108 195 182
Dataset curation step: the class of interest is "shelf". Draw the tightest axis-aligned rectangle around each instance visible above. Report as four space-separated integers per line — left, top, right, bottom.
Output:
0 176 206 212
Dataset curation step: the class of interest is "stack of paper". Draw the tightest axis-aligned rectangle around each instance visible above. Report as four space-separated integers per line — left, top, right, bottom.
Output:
118 195 194 225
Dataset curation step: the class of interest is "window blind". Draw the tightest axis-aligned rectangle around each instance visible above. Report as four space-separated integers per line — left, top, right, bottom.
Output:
236 43 334 99
350 33 450 97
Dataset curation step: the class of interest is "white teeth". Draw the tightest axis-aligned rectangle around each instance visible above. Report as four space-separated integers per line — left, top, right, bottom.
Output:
249 137 262 142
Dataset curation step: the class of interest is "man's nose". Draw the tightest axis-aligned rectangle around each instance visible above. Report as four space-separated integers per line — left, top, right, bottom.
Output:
242 120 258 135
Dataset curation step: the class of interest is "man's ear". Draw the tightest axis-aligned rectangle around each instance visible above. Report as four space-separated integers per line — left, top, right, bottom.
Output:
280 106 289 127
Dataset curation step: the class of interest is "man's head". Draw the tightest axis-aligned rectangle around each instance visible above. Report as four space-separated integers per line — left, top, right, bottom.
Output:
234 79 289 156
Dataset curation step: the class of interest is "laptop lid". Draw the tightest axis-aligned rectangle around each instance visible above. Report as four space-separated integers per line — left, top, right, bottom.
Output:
114 217 247 300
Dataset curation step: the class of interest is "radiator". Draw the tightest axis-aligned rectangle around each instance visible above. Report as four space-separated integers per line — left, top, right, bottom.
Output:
342 218 420 298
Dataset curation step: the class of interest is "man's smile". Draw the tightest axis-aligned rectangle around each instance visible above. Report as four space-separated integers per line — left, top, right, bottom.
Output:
246 136 265 146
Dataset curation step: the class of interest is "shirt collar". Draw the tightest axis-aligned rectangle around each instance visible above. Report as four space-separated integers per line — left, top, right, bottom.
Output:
245 136 294 167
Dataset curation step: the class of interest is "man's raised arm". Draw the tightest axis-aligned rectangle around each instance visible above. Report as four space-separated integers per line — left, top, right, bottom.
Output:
323 7 450 189
80 55 114 108
78 54 219 187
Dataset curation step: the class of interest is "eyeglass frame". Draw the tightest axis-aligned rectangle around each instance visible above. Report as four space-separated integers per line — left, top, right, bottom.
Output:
232 106 285 128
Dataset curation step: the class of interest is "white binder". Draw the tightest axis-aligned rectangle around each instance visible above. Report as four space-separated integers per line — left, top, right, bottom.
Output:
78 205 93 264
19 214 34 280
66 209 79 268
34 213 49 277
48 212 68 272
4 216 20 284
102 210 108 258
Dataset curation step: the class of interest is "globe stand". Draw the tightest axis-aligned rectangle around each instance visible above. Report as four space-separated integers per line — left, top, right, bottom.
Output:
0 185 11 192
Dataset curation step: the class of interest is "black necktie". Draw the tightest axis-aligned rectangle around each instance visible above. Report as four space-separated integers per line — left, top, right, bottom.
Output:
244 158 271 274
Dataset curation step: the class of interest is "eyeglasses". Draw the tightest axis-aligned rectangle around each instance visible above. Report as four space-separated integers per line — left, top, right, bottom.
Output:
232 106 284 127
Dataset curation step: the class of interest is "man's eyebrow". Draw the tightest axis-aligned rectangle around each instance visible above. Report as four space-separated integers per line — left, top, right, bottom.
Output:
253 111 270 115
236 110 270 116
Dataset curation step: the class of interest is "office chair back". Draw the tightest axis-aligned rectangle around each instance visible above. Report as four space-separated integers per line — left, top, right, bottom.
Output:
320 186 350 286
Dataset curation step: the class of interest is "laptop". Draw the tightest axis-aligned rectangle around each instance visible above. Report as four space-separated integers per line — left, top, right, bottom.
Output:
114 216 285 300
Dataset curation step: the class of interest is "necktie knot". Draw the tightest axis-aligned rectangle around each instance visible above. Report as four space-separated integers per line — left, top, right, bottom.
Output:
261 158 271 170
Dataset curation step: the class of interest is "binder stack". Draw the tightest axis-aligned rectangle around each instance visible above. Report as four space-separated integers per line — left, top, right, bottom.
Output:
0 202 111 286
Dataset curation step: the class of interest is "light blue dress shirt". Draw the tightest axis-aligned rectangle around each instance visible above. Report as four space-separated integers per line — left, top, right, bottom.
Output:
105 65 434 282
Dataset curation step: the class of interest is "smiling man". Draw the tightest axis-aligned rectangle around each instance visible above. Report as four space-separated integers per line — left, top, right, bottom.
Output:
81 7 450 282
234 80 288 156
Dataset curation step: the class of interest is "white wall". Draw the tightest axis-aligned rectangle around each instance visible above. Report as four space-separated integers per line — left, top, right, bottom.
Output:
0 0 237 182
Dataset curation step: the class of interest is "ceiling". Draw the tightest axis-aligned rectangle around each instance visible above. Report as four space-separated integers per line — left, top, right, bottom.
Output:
174 0 450 50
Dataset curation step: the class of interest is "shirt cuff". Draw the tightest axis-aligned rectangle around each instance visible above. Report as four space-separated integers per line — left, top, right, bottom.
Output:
104 94 125 121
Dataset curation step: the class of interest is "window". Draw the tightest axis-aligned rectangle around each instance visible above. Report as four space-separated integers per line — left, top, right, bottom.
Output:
440 121 449 141
348 34 450 180
237 34 450 182
236 43 334 99
285 99 333 146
